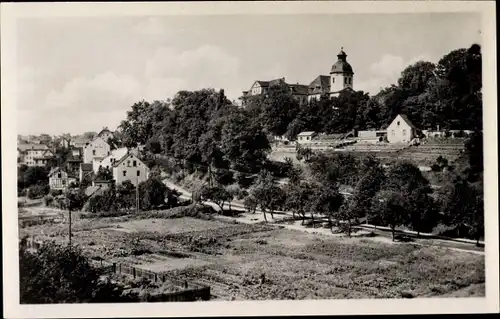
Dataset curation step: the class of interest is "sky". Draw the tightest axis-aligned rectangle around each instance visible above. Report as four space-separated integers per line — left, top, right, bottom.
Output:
16 12 481 135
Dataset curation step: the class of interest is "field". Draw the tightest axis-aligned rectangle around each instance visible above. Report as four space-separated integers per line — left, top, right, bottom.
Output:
19 212 485 300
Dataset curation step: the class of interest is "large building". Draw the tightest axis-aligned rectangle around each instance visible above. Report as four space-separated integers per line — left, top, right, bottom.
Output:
240 48 354 106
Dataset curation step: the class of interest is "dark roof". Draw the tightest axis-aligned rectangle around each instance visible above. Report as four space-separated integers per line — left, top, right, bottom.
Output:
289 84 309 95
398 114 417 129
330 49 354 75
80 163 93 171
308 75 331 94
18 143 49 152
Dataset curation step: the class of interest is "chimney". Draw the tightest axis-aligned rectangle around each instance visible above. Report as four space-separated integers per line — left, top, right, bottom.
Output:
437 125 440 131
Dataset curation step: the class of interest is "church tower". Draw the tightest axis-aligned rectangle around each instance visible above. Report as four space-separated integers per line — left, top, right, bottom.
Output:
330 47 354 96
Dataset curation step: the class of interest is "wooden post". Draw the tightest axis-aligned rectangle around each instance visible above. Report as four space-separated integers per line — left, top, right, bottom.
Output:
133 267 136 279
112 263 116 273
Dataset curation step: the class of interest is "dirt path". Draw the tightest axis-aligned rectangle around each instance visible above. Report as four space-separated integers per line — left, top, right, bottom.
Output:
162 179 484 255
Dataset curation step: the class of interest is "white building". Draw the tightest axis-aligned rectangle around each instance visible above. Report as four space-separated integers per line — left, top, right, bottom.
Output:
297 131 316 144
386 114 418 144
83 136 111 163
111 152 149 186
17 144 55 167
92 147 128 173
240 48 355 105
48 167 77 190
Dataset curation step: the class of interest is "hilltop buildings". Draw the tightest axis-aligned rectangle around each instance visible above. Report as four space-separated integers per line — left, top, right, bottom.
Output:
240 48 355 106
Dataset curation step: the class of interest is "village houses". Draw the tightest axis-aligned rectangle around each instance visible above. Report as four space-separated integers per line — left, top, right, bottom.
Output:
17 144 56 167
83 136 111 164
111 151 150 186
48 167 77 190
97 127 115 142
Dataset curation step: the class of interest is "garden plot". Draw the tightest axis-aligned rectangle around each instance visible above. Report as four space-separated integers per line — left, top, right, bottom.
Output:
112 218 229 234
173 226 485 300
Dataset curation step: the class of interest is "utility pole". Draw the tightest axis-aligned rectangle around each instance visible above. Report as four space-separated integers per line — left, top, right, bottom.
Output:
135 175 140 214
67 197 72 247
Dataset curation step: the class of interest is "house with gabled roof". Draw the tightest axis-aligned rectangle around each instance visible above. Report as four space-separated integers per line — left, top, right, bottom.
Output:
48 167 77 190
386 114 418 144
111 151 149 186
83 136 111 163
17 143 55 167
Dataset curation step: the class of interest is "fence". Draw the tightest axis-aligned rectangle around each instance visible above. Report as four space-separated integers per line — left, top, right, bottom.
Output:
21 237 211 302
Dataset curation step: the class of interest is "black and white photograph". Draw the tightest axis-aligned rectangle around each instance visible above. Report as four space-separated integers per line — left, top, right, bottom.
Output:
2 1 498 317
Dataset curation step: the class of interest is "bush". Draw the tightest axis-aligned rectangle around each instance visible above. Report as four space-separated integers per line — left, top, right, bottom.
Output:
27 185 50 199
50 189 63 197
44 195 54 207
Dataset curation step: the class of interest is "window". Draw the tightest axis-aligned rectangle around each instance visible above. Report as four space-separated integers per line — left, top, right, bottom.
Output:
92 150 96 155
127 160 131 167
123 171 127 177
133 160 137 167
62 180 66 185
344 77 348 85
392 130 395 136
332 78 335 83
137 170 140 176
57 173 61 178
402 129 407 136
397 121 400 126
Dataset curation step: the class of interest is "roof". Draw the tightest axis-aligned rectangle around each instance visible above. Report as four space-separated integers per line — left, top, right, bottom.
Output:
18 143 49 152
289 84 309 95
99 147 128 167
48 167 66 177
298 131 316 136
308 75 331 94
330 48 354 75
85 186 102 197
80 163 93 171
395 114 417 129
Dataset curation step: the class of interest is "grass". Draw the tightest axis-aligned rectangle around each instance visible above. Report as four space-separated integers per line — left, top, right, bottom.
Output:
19 211 485 300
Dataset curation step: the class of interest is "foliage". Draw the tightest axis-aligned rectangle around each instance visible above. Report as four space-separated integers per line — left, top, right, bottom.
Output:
95 166 113 181
138 177 169 210
199 185 233 212
27 184 50 199
251 170 285 222
19 166 50 189
19 240 123 303
372 190 409 241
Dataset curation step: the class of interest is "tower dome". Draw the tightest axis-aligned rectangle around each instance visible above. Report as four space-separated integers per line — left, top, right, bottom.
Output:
330 47 354 75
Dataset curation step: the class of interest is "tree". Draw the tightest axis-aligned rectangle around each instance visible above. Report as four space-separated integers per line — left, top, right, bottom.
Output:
251 170 285 222
258 83 301 136
138 177 168 210
19 240 123 303
407 186 439 236
23 166 50 187
310 183 344 228
373 190 408 241
200 185 233 213
243 194 258 214
284 181 315 224
441 176 484 241
95 167 113 181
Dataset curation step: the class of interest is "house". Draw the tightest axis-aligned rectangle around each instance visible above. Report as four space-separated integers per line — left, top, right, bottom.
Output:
240 48 355 104
71 147 83 159
71 136 91 148
58 137 71 149
111 151 150 186
92 147 128 173
48 167 77 190
83 136 111 163
33 149 56 167
79 163 94 182
97 127 114 142
386 114 418 144
17 143 54 167
92 179 113 190
240 78 309 106
297 131 316 144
